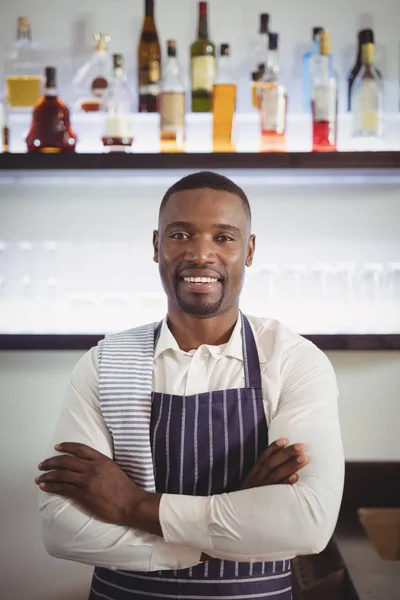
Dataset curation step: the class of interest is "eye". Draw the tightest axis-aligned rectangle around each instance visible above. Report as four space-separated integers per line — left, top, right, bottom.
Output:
216 235 234 242
170 232 189 240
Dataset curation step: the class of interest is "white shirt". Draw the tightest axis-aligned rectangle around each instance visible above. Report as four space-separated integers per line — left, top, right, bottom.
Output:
39 315 344 571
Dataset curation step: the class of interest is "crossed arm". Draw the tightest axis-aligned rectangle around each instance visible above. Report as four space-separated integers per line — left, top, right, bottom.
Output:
37 344 344 570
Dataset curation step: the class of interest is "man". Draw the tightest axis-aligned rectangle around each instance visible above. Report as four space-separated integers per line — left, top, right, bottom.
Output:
36 171 344 600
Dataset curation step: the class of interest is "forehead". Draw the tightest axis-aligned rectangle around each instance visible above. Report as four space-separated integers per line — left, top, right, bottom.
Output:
160 188 248 230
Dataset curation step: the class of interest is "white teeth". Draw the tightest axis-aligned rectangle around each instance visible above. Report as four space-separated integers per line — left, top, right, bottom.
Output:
183 277 218 283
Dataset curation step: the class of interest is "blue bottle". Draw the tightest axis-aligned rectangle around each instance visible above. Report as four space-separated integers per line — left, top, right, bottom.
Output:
303 27 324 112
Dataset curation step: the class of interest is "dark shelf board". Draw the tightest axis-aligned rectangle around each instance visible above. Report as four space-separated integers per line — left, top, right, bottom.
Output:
1 151 400 171
1 334 399 351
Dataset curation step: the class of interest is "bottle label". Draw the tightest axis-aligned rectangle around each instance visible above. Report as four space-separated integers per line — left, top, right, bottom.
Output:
313 82 337 122
353 80 381 134
260 83 286 133
161 92 185 129
105 115 132 138
139 83 161 96
91 77 108 98
191 56 216 92
139 61 161 86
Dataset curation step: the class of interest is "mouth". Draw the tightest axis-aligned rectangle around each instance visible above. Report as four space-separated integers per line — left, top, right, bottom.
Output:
179 275 222 294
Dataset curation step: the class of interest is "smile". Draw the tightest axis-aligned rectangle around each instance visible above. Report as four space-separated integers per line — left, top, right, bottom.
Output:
183 277 219 283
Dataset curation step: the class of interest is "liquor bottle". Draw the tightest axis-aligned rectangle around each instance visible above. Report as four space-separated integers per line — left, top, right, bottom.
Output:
102 54 133 152
212 44 236 152
351 43 383 138
5 17 44 109
255 13 270 70
311 31 337 152
26 67 77 153
251 63 265 108
191 2 216 112
160 41 186 152
347 29 382 111
0 103 9 153
258 33 287 139
138 0 161 112
302 27 324 112
72 33 113 112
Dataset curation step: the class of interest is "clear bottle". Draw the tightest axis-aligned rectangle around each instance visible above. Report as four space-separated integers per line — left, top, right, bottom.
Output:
302 27 324 112
255 13 270 71
259 33 287 138
212 43 236 152
102 54 133 152
138 0 161 113
160 40 186 152
4 17 44 110
351 43 383 138
25 67 77 153
190 2 216 112
347 29 382 112
312 30 337 152
72 33 113 112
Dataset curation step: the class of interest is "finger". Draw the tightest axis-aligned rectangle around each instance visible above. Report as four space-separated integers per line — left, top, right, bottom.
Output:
38 455 86 473
36 481 81 499
54 442 104 461
35 469 83 487
264 455 308 485
261 443 306 472
258 439 288 462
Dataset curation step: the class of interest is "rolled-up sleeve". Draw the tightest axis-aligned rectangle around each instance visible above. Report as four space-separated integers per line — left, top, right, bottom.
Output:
159 342 345 562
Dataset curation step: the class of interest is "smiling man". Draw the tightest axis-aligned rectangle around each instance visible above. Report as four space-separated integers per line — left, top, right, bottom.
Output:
36 171 344 600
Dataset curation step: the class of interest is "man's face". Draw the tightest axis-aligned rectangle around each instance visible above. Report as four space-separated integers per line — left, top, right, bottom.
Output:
153 187 255 317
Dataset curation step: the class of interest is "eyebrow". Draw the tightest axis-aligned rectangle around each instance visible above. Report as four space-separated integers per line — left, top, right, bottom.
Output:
164 221 243 236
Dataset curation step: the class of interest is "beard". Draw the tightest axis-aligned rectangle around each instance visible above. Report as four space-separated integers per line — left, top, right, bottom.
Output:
175 282 225 316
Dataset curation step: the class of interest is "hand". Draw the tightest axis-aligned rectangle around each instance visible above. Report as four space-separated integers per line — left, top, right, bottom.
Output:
240 438 307 490
35 442 149 527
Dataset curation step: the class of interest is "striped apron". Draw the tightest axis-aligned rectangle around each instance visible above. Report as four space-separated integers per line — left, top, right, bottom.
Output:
90 315 292 599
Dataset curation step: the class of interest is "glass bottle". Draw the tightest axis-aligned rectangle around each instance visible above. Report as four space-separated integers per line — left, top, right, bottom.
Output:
102 54 133 152
347 29 382 111
255 13 270 71
311 30 337 152
160 40 186 152
72 33 113 113
302 27 324 112
26 67 77 153
190 2 216 112
351 43 383 138
138 0 161 113
5 17 44 110
212 44 236 152
258 33 287 139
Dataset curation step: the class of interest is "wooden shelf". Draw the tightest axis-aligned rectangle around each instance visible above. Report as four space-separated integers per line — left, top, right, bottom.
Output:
1 151 400 171
1 334 399 351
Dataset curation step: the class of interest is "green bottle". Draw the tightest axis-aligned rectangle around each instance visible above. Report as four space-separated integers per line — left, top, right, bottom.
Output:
190 2 216 112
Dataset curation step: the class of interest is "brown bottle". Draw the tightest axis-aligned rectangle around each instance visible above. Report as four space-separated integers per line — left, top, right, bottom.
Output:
138 0 161 112
26 67 77 153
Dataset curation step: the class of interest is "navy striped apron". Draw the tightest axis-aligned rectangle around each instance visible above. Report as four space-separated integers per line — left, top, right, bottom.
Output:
90 315 292 599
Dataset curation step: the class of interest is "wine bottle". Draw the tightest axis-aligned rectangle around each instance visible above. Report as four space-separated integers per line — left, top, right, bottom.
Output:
347 29 375 111
351 43 383 138
311 31 337 152
212 44 236 152
190 2 216 112
160 40 186 152
26 67 77 153
138 0 161 112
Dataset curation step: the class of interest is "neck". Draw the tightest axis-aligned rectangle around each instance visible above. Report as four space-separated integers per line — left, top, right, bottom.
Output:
166 305 239 351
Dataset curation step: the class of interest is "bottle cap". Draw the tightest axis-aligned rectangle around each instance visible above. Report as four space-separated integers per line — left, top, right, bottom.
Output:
359 28 374 44
268 33 279 51
17 16 30 30
94 32 111 51
312 27 324 40
199 2 208 17
45 67 56 88
220 43 230 56
167 40 177 57
320 30 331 55
113 54 123 69
362 42 374 65
260 13 270 34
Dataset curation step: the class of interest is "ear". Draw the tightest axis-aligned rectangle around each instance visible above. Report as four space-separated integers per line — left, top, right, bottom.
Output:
245 234 256 267
153 230 159 263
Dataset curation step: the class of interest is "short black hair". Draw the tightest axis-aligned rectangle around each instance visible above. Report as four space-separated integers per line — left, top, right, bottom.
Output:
159 171 251 223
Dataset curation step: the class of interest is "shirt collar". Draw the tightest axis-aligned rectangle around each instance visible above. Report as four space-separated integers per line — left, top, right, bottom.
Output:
154 314 267 364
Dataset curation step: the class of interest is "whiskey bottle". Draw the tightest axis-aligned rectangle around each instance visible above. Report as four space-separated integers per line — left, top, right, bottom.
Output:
102 54 133 152
138 0 161 112
191 2 216 112
311 31 337 152
26 67 77 153
212 44 236 152
160 41 186 152
259 33 287 138
5 17 44 110
72 33 113 112
302 27 324 112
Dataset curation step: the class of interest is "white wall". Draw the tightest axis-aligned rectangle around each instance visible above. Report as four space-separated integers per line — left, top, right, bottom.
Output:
1 0 399 111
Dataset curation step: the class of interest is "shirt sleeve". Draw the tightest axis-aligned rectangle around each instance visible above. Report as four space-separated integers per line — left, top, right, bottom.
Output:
38 346 201 571
159 341 345 562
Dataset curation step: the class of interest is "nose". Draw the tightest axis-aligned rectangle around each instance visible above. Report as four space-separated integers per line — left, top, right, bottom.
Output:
185 237 216 264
